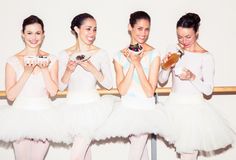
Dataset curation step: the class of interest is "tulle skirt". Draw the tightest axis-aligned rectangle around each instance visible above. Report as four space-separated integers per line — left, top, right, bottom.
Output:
162 93 235 153
0 97 59 143
94 96 171 140
49 95 115 144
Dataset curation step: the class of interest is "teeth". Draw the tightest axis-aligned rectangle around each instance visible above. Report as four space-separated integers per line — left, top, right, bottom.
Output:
29 41 38 44
138 37 145 40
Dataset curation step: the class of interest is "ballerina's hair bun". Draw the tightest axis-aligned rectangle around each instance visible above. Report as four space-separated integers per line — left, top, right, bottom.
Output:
70 13 95 37
177 12 201 32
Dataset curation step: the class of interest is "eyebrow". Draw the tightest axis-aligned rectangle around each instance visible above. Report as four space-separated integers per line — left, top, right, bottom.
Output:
177 34 191 37
84 25 96 27
136 25 150 29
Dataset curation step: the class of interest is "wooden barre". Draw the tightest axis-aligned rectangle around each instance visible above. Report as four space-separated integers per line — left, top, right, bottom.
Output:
1 86 236 97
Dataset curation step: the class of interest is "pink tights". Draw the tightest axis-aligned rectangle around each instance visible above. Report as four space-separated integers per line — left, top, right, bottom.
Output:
129 134 149 160
180 151 198 160
13 139 49 160
70 136 92 160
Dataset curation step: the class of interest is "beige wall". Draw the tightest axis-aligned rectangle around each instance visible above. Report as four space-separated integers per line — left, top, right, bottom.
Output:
0 0 236 159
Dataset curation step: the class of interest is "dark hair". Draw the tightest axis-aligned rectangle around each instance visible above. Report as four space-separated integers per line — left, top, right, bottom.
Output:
70 13 95 37
177 13 201 32
129 11 151 27
22 15 44 33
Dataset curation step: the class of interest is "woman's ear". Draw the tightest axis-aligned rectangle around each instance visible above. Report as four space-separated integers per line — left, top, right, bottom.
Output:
128 24 132 35
21 30 25 42
74 26 80 35
128 24 132 32
42 33 45 40
196 31 199 39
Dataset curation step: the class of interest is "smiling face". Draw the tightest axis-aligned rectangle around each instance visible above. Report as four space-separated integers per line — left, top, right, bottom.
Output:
177 27 198 49
75 18 97 45
129 18 150 45
22 23 44 48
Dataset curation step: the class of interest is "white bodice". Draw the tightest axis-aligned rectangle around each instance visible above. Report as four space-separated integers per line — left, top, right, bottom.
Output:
6 55 57 109
159 51 214 96
114 49 160 107
58 49 113 103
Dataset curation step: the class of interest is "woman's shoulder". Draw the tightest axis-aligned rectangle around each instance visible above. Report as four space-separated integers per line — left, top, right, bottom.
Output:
144 45 160 60
39 50 50 56
115 49 124 57
144 44 155 51
195 44 208 53
7 51 23 63
141 43 158 55
6 55 18 64
92 48 110 58
5 54 22 71
56 50 69 60
94 47 105 54
202 51 214 61
190 49 214 64
194 45 212 57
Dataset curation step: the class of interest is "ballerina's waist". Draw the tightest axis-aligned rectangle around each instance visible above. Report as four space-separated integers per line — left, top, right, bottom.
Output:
66 90 100 104
13 97 52 110
167 92 204 104
121 96 156 110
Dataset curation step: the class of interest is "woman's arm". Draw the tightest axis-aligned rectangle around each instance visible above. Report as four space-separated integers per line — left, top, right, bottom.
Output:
77 59 111 88
60 61 77 89
190 53 214 95
134 53 160 97
97 53 113 89
5 62 34 101
178 53 214 96
158 68 171 85
40 58 58 97
158 53 172 85
114 60 135 96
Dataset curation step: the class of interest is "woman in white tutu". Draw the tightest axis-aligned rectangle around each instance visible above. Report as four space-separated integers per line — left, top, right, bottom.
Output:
94 11 170 160
57 13 113 160
0 15 58 160
159 12 235 160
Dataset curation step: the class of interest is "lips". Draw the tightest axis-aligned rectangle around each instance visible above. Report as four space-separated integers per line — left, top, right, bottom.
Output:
29 40 39 45
183 44 191 48
139 36 145 39
137 36 147 42
87 36 95 41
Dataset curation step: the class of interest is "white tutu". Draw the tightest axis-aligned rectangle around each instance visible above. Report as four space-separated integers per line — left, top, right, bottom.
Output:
94 96 171 140
0 97 62 143
51 95 115 144
162 93 235 153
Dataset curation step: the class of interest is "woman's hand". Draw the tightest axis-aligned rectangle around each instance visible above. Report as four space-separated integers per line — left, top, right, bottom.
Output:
77 60 96 72
66 60 78 73
77 60 104 83
177 68 195 81
129 52 143 67
24 60 37 74
123 48 143 67
161 52 176 69
38 60 51 70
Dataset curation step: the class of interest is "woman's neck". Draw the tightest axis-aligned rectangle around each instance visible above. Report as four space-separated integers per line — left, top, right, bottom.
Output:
75 39 94 52
184 43 205 53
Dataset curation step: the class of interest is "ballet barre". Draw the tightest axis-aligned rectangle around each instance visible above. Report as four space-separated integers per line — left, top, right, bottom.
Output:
1 86 236 97
56 86 236 96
